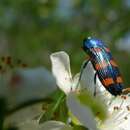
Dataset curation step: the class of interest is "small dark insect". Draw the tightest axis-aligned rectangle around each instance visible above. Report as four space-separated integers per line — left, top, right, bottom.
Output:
78 37 125 96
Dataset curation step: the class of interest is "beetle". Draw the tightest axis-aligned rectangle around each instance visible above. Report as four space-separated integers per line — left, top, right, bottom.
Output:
78 37 124 96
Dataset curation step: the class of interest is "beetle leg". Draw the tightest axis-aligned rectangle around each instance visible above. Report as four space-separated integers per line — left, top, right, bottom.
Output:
75 60 90 90
94 72 97 96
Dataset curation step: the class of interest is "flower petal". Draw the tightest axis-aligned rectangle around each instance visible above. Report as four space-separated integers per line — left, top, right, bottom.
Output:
8 67 57 107
67 93 98 130
100 109 130 130
71 73 81 91
100 95 130 130
18 120 39 130
107 94 130 114
38 121 72 130
5 103 43 126
18 120 72 130
50 51 72 94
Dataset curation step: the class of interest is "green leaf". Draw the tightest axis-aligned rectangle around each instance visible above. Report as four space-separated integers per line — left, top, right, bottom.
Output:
49 89 65 101
39 89 66 123
39 102 56 123
55 98 68 122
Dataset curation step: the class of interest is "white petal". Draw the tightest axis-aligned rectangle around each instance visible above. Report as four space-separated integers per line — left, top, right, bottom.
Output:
50 51 72 94
71 73 80 91
100 95 130 130
39 121 72 130
119 116 130 130
19 120 72 130
99 125 119 130
18 120 39 130
8 67 57 107
107 95 130 113
5 103 43 126
67 93 97 130
101 109 130 130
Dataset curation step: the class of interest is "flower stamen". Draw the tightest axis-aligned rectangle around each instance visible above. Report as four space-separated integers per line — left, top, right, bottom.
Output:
126 105 130 111
124 116 128 120
114 106 119 111
117 95 127 109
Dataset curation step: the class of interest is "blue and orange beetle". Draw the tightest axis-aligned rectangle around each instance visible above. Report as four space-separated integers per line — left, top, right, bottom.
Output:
78 37 125 96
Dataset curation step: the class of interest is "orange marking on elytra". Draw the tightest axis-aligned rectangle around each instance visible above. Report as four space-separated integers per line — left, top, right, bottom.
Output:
102 78 114 86
95 61 108 70
95 63 101 70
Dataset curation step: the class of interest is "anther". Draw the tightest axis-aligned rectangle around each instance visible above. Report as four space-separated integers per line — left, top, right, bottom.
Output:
121 95 127 100
126 105 130 111
124 116 128 120
114 106 119 110
119 95 127 108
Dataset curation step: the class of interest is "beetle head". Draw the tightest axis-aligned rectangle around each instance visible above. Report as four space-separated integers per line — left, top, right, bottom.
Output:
83 37 103 52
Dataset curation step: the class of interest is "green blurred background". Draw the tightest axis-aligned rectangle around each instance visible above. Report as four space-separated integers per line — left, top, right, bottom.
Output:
0 0 130 87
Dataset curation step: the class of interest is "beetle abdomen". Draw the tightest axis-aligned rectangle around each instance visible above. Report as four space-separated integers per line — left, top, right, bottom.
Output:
90 47 123 96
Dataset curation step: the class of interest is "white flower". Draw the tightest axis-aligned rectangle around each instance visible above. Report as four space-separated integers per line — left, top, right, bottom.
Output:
77 54 130 130
80 58 130 130
5 103 43 126
78 53 130 130
50 51 130 130
50 51 98 130
4 67 57 126
18 120 72 130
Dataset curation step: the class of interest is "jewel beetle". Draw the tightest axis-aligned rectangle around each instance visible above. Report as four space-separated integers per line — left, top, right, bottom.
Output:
79 37 124 96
